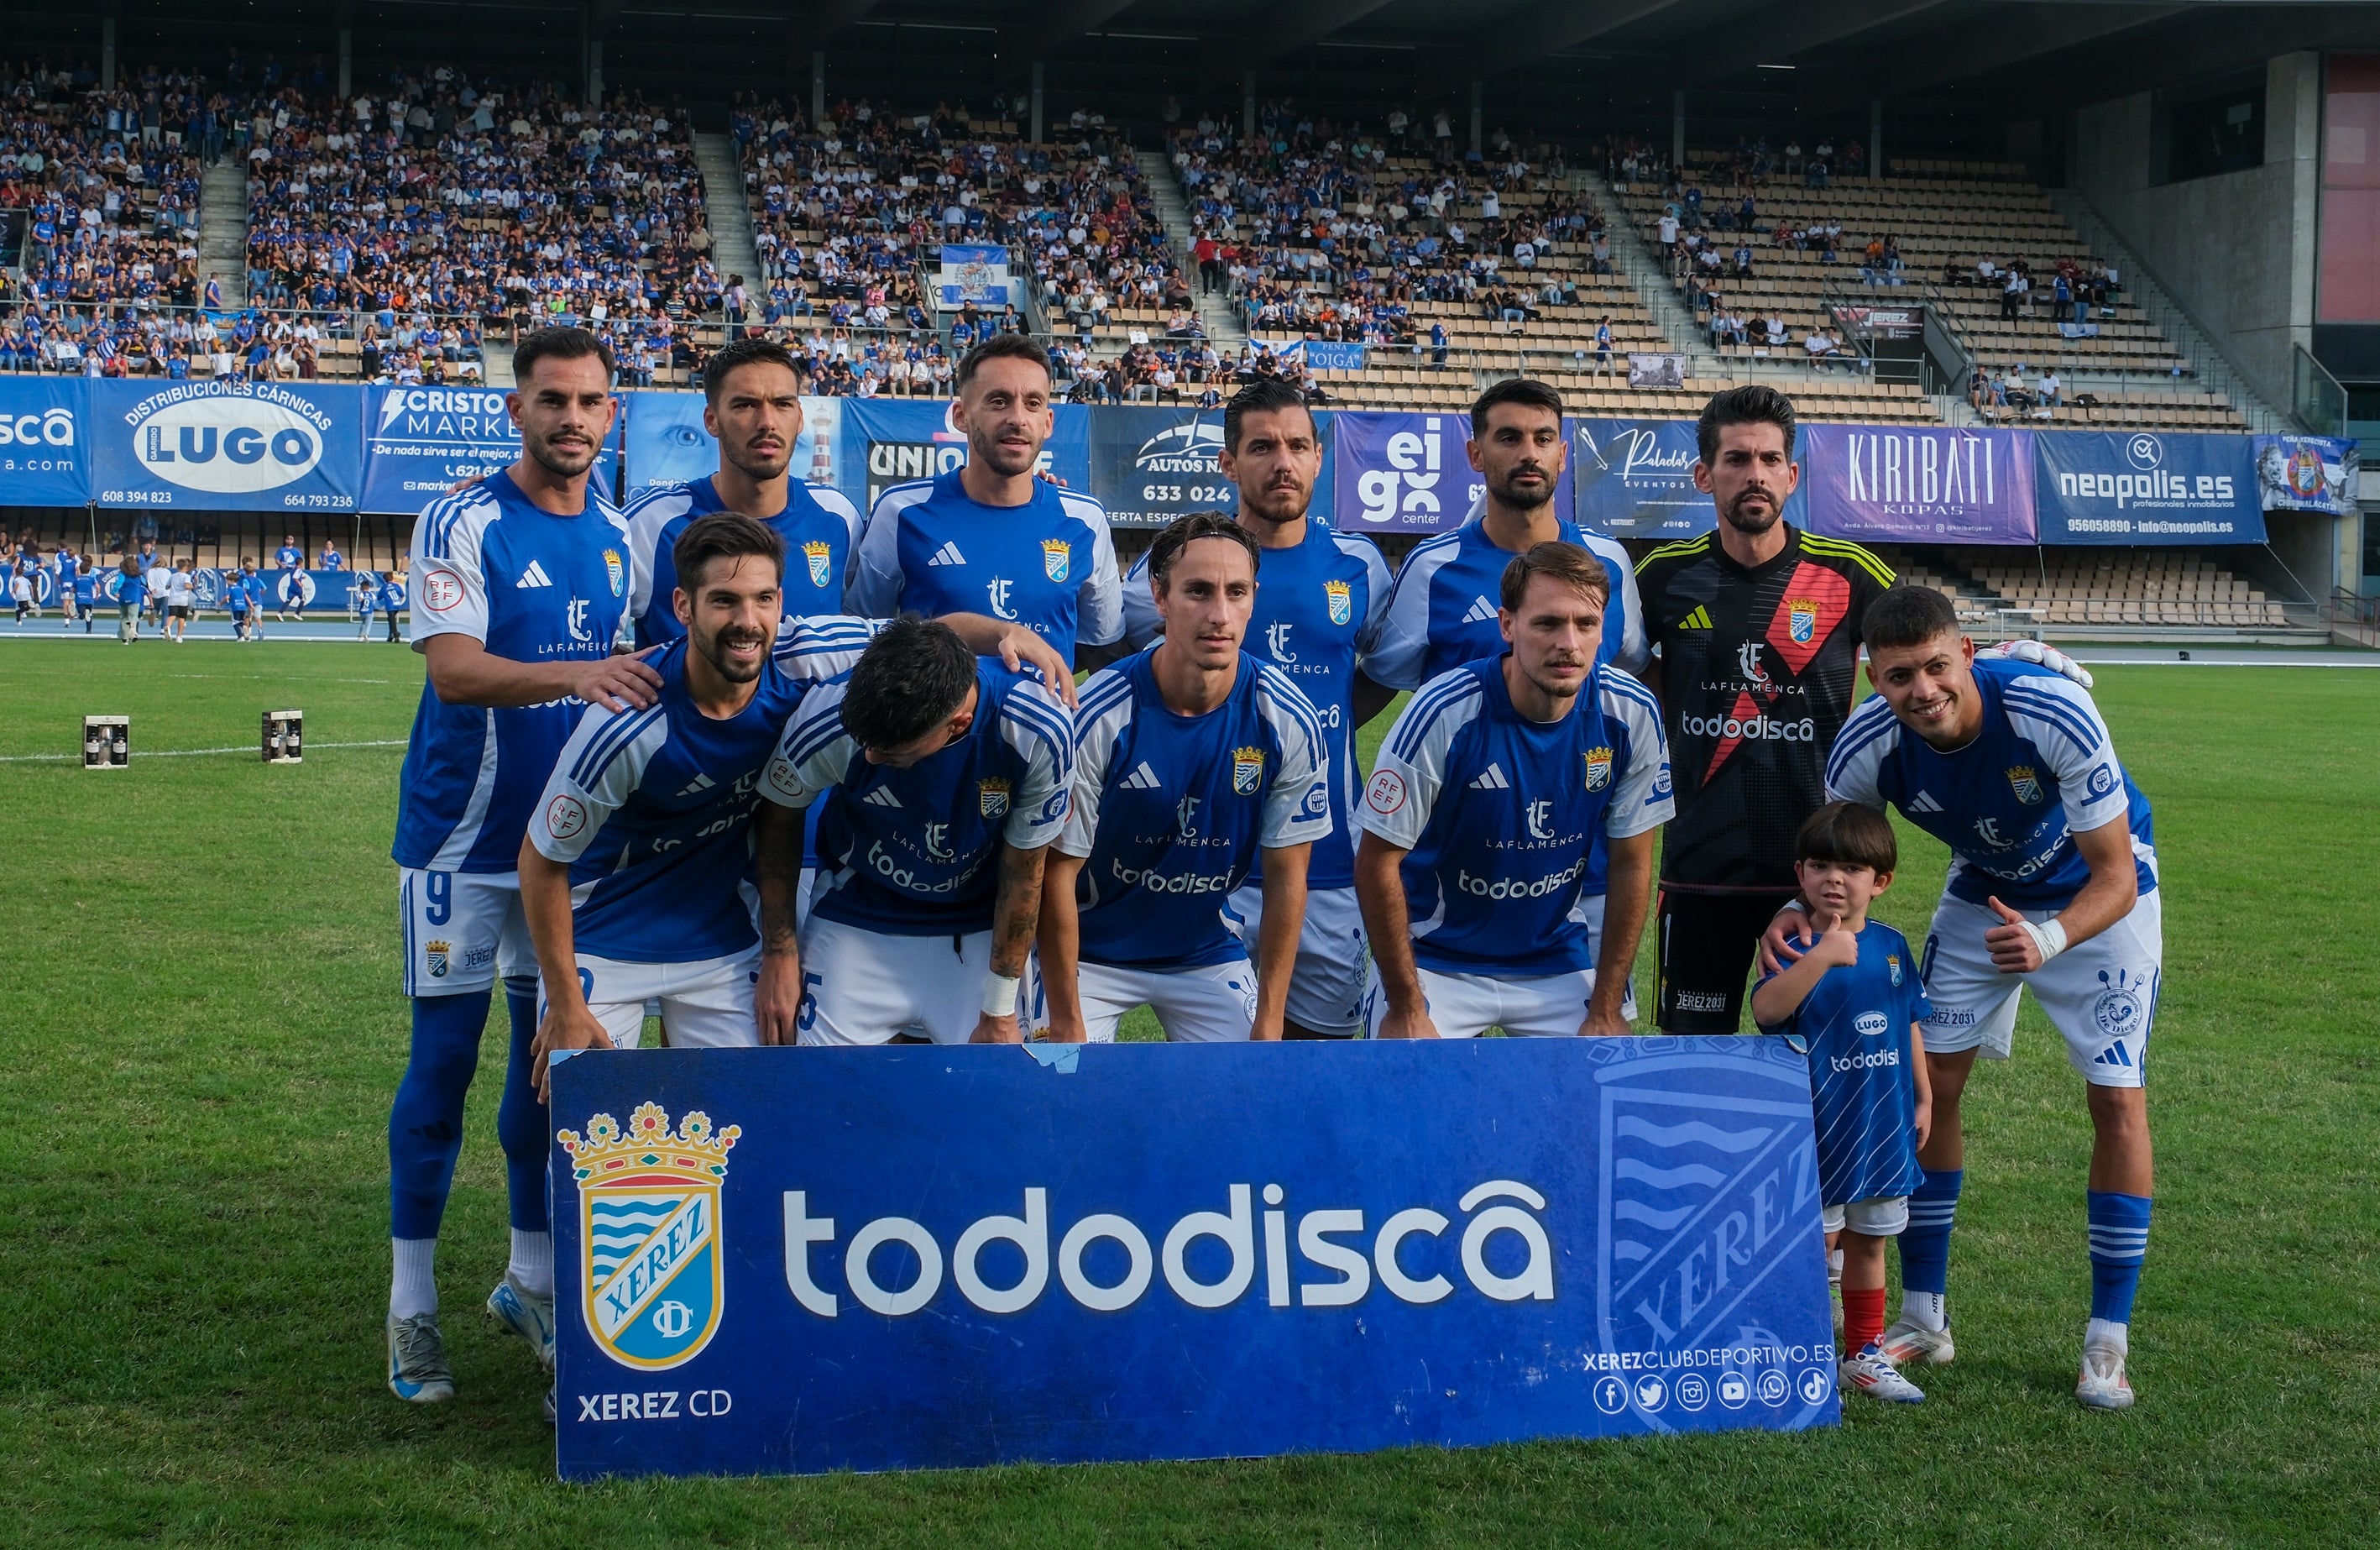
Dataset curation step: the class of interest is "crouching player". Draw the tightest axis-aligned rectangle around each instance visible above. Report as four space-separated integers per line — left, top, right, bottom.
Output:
1751 801 1933 1403
1789 585 2161 1411
753 619 1074 1045
1040 514 1331 1043
1356 542 1671 1038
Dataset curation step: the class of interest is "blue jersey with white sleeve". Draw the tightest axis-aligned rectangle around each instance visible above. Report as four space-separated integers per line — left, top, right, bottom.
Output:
1825 656 2155 911
1060 648 1331 970
759 658 1074 935
848 469 1122 657
393 471 632 873
1357 657 1673 975
526 618 879 963
1364 514 1647 691
381 575 407 612
1754 919 1928 1207
622 474 862 648
1119 519 1389 890
276 543 304 573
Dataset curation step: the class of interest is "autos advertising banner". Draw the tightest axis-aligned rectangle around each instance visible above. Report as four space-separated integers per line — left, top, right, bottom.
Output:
2252 433 2360 516
1088 406 1234 528
2033 430 2264 545
1802 425 2037 543
0 378 95 505
549 1038 1839 1479
88 380 364 514
363 385 622 514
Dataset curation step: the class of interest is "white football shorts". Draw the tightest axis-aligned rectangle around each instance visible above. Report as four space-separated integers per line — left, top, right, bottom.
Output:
1073 958 1259 1044
1227 882 1370 1036
538 949 763 1050
1822 1196 1911 1237
1917 886 2163 1088
1366 964 1595 1039
796 914 994 1046
399 867 533 998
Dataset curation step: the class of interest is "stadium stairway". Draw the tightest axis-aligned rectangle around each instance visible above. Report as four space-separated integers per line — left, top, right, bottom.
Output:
694 132 765 306
1139 149 1248 352
1592 174 1726 381
200 160 248 306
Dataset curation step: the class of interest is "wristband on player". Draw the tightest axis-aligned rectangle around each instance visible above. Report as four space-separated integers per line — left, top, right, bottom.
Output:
2021 918 2069 963
981 971 1022 1018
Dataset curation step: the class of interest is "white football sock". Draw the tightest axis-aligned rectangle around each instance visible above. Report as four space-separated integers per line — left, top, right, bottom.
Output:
2085 1316 2128 1355
510 1229 555 1301
390 1238 437 1319
1827 1248 1844 1290
1901 1291 1946 1331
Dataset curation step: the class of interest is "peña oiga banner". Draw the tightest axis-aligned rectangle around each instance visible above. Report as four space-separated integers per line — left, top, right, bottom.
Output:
2252 433 2359 516
548 1038 1839 1479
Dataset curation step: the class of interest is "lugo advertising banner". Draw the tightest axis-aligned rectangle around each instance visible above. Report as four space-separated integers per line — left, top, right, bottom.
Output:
88 380 363 513
547 1038 1839 1479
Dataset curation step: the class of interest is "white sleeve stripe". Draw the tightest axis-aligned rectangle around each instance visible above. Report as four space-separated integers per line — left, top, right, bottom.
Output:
1823 704 1901 785
568 703 665 788
1388 672 1480 762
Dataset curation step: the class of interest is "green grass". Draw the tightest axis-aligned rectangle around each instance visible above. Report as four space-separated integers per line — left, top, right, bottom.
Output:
2 639 2375 1546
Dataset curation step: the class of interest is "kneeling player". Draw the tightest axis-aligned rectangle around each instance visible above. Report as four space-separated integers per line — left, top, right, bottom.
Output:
1040 514 1331 1043
1790 585 2161 1411
1752 802 1933 1404
754 619 1074 1045
1357 542 1672 1039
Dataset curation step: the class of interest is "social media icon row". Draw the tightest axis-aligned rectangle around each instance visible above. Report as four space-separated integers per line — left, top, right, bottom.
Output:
1592 1368 1833 1416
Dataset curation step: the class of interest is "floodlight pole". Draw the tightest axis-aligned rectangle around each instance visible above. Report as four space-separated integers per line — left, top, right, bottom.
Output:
1870 98 1884 180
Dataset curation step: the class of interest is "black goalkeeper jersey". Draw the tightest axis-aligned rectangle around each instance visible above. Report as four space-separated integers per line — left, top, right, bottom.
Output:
1635 525 1894 893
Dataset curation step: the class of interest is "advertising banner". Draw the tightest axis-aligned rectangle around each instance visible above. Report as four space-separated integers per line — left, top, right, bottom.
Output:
364 385 620 514
619 393 841 501
841 399 1090 516
550 1038 1837 1479
1270 338 1368 373
2033 430 2263 545
1088 406 1232 528
1802 425 2037 542
1329 411 1507 537
0 378 94 505
1570 418 1813 539
88 380 364 514
2252 433 2360 516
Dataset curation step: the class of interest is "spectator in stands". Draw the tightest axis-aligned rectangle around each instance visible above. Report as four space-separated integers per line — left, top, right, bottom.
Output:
2000 267 2024 320
2037 369 2062 408
1803 322 1842 368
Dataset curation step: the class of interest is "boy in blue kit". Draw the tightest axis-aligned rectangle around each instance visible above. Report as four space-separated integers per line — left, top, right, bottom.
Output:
1752 800 1933 1405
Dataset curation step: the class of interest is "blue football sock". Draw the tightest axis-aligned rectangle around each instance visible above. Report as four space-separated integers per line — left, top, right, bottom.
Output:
496 983 552 1233
2086 1190 2152 1324
1899 1167 1963 1299
389 990 492 1239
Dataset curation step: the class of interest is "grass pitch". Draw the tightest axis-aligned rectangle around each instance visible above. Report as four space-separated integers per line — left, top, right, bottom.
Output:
1 638 2374 1547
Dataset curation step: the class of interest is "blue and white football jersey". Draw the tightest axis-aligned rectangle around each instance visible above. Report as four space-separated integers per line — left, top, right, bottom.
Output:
526 619 880 962
1826 656 2156 911
1120 519 1389 891
759 658 1075 935
847 469 1123 656
1364 514 1647 691
1357 656 1673 975
275 542 304 573
1754 919 1928 1207
393 472 632 873
622 474 863 648
1061 648 1331 971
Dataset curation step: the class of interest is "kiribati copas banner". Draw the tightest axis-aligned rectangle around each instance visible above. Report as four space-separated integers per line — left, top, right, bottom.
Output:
548 1038 1839 1479
1801 425 2037 543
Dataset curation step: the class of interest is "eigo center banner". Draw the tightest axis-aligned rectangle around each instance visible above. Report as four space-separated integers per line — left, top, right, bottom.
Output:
547 1038 1840 1479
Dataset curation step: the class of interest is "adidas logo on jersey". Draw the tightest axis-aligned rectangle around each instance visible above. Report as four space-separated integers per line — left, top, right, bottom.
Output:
1468 762 1511 790
1461 595 1499 624
926 542 967 568
1121 762 1164 791
862 787 902 808
1906 790 1943 814
677 772 715 797
515 560 554 589
1679 605 1713 630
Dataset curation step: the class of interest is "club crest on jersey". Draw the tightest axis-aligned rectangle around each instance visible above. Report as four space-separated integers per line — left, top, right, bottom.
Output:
1583 746 1614 792
977 776 1012 818
559 1103 740 1372
1043 539 1071 584
1324 578 1352 626
2006 765 2044 805
1786 597 1819 644
1887 952 1903 986
1232 746 1264 795
603 549 626 600
803 540 832 589
424 939 450 979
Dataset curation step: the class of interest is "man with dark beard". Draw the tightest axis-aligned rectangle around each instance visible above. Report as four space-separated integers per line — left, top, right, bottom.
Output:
1633 385 1894 1034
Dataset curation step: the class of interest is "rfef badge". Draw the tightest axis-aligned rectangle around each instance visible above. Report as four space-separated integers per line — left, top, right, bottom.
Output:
559 1103 740 1370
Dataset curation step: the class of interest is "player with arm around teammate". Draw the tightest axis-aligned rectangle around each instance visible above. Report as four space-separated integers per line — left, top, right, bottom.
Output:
1750 801 1933 1404
1780 585 2160 1411
1041 513 1331 1044
1117 379 1393 1037
751 619 1075 1046
1357 542 1672 1039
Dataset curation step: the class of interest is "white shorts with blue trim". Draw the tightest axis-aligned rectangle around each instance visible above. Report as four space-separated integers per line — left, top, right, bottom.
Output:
1227 882 1370 1035
1074 958 1259 1044
796 914 994 1046
398 867 533 998
1822 1197 1911 1236
1917 887 2163 1088
538 949 762 1050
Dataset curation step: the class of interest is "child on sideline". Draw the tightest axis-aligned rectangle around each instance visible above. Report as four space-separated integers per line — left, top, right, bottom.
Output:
1753 801 1934 1404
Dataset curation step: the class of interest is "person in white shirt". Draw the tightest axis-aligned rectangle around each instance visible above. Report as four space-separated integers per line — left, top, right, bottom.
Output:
165 562 195 643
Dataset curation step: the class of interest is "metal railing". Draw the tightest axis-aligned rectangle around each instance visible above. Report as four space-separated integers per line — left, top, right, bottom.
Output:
2294 344 2347 438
